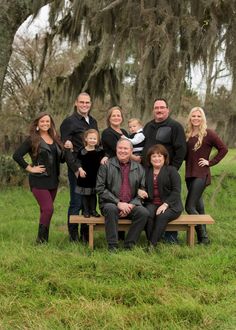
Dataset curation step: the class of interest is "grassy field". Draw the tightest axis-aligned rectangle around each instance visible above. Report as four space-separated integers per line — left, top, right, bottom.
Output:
0 150 236 329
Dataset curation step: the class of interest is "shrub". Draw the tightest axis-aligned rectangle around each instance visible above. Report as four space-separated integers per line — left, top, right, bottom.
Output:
0 154 27 186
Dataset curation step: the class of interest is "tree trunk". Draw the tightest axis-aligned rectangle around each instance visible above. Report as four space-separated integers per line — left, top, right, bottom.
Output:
225 115 236 147
0 0 51 108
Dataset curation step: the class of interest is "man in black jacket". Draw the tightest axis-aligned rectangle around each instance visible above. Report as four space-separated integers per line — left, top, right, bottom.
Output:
60 92 98 242
142 98 186 243
96 139 149 251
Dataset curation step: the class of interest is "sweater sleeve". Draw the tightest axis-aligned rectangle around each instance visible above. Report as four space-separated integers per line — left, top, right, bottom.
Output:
208 130 228 166
125 132 145 145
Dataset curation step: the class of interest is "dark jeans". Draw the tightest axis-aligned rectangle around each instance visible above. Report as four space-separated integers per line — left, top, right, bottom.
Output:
146 203 181 246
67 167 83 239
102 203 149 248
32 188 57 227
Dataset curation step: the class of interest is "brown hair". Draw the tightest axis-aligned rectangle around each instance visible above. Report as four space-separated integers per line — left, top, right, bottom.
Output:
106 105 124 127
29 112 63 158
83 129 100 146
145 144 169 167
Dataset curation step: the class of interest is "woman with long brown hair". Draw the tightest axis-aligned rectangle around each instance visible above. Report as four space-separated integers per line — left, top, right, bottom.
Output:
13 112 65 243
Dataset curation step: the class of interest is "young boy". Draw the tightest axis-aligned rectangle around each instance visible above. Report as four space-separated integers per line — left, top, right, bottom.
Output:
122 118 145 155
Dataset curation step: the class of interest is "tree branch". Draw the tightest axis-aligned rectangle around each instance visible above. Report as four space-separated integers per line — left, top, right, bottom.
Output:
100 0 124 12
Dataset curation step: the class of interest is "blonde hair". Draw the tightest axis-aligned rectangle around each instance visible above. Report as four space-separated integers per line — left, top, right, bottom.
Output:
128 118 143 127
186 107 207 151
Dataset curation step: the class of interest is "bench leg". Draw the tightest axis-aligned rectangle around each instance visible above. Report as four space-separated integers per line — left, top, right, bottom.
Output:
187 225 195 247
88 225 94 250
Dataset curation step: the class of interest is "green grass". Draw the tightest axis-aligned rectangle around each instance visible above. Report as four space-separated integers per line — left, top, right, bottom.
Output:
0 151 236 329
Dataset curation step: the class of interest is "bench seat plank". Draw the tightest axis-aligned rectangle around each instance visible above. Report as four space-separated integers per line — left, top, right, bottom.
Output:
69 214 215 249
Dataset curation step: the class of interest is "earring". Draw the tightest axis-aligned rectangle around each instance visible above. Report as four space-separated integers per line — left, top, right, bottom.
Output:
36 126 39 131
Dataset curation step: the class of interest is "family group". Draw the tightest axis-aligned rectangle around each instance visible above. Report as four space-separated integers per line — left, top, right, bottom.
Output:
13 93 228 251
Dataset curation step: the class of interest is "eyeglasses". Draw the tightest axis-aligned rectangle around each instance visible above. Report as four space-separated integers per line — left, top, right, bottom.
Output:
154 106 167 110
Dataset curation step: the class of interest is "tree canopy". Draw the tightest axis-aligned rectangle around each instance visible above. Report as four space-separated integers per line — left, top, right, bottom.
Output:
1 0 236 145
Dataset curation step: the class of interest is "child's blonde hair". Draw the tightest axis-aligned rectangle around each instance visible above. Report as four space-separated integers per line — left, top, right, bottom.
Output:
185 107 207 151
128 118 143 126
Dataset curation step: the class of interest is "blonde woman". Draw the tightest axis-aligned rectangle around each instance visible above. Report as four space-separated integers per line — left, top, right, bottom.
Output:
185 107 228 244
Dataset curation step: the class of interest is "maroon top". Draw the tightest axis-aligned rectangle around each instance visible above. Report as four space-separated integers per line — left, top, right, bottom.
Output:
185 129 228 185
152 174 162 205
119 162 132 202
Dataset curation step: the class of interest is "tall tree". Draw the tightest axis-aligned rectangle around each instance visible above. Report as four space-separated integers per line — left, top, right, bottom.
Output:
1 0 236 146
0 0 51 107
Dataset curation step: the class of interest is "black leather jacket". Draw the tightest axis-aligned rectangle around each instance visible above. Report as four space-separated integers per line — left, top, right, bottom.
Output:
96 157 145 210
13 137 64 188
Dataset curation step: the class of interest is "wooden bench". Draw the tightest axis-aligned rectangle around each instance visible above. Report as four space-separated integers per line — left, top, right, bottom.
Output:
69 214 215 250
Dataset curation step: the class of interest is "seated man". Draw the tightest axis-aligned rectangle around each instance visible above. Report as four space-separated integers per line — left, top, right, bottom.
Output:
96 138 149 251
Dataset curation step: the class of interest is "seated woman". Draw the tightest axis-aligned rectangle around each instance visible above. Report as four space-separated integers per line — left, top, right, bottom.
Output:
139 144 183 248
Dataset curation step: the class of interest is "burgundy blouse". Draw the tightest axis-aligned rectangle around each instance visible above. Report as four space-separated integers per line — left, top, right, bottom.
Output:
152 174 162 205
185 129 228 185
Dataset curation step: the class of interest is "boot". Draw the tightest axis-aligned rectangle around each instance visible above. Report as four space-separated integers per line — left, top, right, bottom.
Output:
118 231 125 241
90 195 100 217
36 224 48 244
80 224 89 243
68 223 79 242
195 225 210 244
45 226 49 242
82 196 90 218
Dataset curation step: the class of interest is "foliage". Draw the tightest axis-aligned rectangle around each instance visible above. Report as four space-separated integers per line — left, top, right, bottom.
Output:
1 1 236 145
37 0 236 118
0 154 27 186
0 152 68 187
0 150 235 329
204 86 236 147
